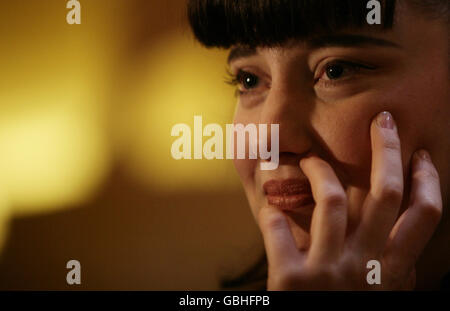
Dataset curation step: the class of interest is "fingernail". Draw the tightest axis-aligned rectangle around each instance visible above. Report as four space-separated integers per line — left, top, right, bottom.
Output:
376 111 395 129
417 149 430 161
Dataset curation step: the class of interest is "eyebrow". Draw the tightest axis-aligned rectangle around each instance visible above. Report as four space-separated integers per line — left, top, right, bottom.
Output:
227 46 257 64
307 34 400 49
227 34 400 64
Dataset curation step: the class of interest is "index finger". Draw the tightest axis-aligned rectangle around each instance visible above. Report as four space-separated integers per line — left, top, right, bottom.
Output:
355 111 404 254
258 206 301 268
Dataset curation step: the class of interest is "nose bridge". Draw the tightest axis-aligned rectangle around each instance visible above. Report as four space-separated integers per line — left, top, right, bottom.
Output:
259 75 312 155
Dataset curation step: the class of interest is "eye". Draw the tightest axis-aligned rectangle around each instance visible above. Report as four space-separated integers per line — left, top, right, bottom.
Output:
315 60 376 86
325 63 346 80
238 71 260 90
226 69 262 96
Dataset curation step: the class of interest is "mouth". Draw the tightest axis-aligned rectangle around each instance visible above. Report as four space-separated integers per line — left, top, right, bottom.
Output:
263 178 315 211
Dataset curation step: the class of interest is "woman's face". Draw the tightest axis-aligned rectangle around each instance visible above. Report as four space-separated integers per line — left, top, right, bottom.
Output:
229 3 449 249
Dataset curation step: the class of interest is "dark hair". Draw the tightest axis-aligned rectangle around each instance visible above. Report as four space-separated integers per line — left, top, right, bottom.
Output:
188 0 396 48
188 0 448 49
187 0 449 291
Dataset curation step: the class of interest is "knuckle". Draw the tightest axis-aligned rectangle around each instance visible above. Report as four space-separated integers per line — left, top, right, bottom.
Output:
413 167 439 182
382 135 401 151
378 181 403 202
320 191 347 208
418 201 442 225
261 211 287 232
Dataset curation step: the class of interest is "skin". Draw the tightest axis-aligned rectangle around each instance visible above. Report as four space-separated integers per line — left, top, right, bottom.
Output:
228 2 449 290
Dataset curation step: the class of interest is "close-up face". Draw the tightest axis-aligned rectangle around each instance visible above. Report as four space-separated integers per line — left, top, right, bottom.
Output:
2 0 450 294
229 2 449 249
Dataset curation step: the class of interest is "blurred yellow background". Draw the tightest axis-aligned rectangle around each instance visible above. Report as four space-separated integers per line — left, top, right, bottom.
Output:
0 0 263 289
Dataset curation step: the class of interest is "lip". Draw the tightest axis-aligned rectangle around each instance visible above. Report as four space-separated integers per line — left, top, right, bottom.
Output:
263 178 315 211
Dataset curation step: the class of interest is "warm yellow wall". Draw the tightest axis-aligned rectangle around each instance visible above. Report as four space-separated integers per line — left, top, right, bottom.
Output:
0 0 262 289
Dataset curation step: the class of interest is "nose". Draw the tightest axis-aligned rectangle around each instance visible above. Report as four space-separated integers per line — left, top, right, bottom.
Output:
259 77 313 159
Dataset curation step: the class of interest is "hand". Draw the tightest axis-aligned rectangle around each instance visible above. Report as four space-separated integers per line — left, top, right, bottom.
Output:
258 111 443 290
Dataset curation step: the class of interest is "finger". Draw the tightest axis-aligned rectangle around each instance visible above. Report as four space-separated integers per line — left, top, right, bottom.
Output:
355 111 403 254
384 150 442 271
258 206 301 268
300 156 347 263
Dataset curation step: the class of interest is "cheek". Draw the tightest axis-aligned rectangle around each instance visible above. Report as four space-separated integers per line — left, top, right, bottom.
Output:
233 157 260 218
392 66 449 150
233 158 257 185
232 108 260 198
312 104 373 187
312 68 448 189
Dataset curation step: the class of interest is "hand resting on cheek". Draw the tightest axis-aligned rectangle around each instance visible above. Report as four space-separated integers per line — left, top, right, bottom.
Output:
258 111 443 290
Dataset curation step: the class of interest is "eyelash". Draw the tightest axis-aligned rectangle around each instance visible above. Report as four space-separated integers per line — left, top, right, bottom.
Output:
314 60 376 87
225 69 259 97
225 60 376 96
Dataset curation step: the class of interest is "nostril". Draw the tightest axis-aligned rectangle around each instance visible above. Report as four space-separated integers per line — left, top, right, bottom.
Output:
283 152 300 157
278 152 303 165
262 152 296 161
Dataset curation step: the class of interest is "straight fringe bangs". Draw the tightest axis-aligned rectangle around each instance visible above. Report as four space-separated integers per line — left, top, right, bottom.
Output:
188 0 396 48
